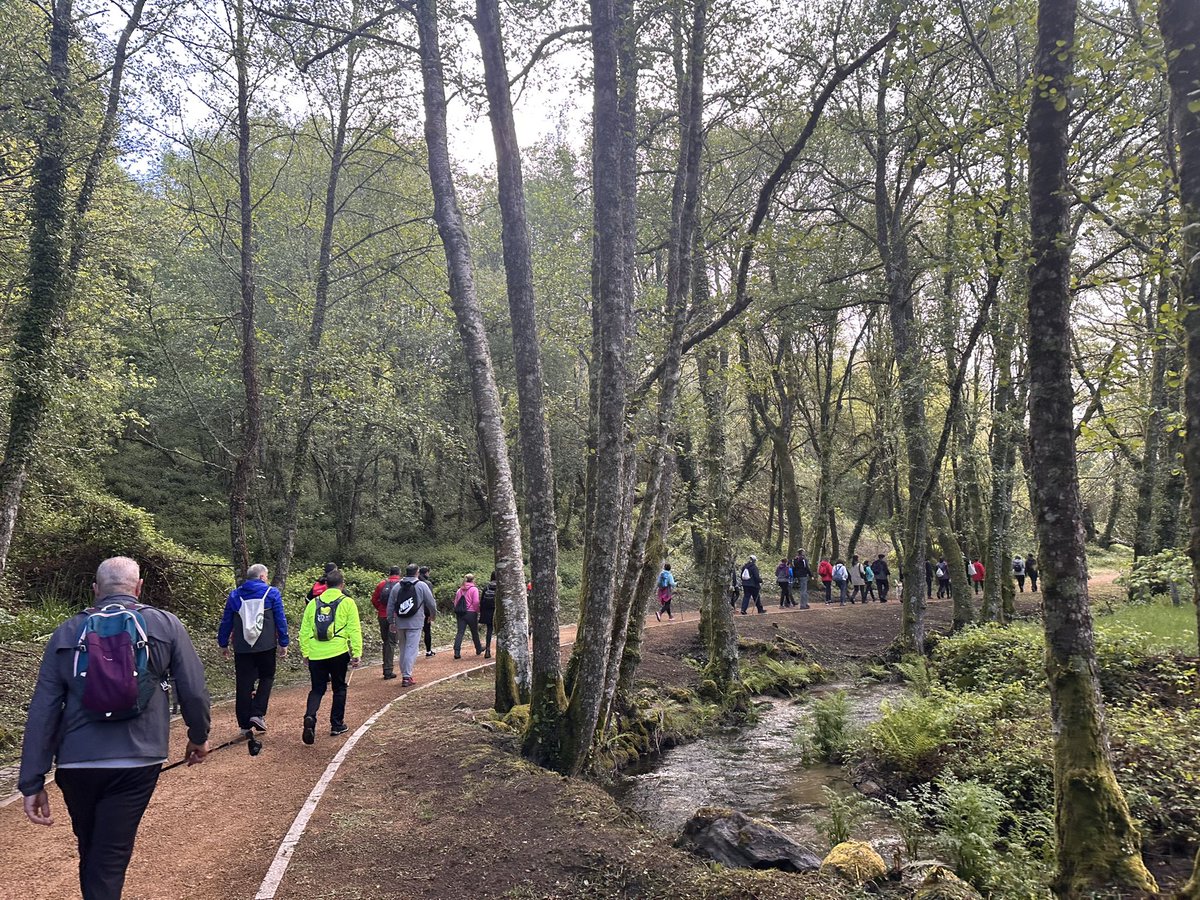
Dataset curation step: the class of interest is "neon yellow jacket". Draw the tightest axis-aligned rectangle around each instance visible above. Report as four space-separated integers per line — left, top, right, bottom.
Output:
299 588 363 661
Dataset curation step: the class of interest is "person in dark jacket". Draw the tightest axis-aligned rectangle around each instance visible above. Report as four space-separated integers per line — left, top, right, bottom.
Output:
1026 553 1040 592
874 553 891 602
775 558 794 608
480 572 497 658
418 566 437 657
218 563 289 732
792 551 812 608
740 555 764 614
20 556 211 900
924 559 934 599
370 566 403 679
307 561 337 600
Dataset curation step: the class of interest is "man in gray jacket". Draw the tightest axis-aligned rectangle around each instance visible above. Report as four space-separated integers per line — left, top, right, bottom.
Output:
19 556 211 900
388 563 437 686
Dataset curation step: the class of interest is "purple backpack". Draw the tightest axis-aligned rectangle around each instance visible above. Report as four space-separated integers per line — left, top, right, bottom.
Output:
73 603 161 721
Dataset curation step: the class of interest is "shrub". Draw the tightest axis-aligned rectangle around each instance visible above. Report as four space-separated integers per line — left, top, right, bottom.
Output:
818 786 867 847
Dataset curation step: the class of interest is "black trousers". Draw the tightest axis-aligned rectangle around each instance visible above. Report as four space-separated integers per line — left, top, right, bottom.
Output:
877 579 890 601
57 764 161 900
377 617 396 675
741 585 763 613
234 648 277 729
1029 572 1039 591
423 616 433 653
454 611 482 656
824 581 832 603
777 582 793 606
306 653 350 727
481 619 494 650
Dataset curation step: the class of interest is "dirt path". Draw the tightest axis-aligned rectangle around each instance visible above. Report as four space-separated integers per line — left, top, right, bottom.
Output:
0 588 1039 900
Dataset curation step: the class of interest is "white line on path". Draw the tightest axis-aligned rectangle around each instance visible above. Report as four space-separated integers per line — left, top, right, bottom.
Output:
253 662 492 900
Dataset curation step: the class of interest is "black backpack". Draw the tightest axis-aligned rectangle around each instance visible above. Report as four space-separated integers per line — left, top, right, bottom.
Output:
314 596 343 640
389 580 421 618
481 581 497 607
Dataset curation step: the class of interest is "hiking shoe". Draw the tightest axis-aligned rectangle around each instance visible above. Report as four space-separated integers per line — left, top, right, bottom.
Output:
330 723 349 737
485 649 491 658
401 677 415 687
426 650 435 657
302 715 316 745
383 672 397 680
249 715 267 733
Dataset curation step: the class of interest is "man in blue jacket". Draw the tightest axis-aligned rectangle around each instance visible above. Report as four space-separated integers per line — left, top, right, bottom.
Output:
218 563 289 733
20 556 211 900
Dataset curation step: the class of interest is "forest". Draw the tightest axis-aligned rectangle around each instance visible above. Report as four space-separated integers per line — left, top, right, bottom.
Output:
0 0 1199 896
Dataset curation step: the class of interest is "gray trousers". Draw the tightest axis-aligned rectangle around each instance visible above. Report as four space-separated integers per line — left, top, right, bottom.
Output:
397 628 422 678
796 576 809 607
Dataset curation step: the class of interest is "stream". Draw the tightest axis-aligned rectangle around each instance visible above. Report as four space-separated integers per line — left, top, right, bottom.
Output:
610 681 909 853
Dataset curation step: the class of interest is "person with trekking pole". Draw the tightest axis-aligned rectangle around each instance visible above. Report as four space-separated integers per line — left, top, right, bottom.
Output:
19 556 212 900
218 563 289 735
299 568 362 744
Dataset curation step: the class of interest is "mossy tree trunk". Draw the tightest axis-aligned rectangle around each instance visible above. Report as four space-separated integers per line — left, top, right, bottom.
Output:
1027 0 1156 893
1156 0 1200 674
413 0 530 709
0 0 146 581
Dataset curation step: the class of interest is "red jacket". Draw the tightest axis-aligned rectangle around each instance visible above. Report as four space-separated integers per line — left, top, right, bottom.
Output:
817 560 833 583
371 575 401 619
971 563 986 583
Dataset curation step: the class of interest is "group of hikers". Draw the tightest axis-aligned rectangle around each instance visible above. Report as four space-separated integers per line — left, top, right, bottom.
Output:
732 549 1040 610
17 554 499 900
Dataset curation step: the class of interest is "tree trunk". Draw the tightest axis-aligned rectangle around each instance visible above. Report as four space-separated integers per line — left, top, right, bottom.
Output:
1158 0 1200 671
984 302 1019 622
875 49 931 655
228 0 262 580
1134 274 1169 560
539 0 631 775
413 0 531 707
934 496 973 631
474 0 563 717
1029 0 1156 892
275 44 358 592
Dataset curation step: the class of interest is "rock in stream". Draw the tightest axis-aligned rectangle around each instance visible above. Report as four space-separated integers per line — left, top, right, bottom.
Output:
676 806 824 872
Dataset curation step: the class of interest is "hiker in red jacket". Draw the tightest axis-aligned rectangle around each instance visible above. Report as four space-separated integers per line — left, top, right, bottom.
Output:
970 559 986 595
817 557 834 604
370 566 403 679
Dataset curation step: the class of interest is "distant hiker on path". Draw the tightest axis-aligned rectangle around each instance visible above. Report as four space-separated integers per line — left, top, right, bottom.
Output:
970 559 985 595
452 574 485 658
832 559 849 605
818 556 833 604
740 555 764 614
848 555 865 603
729 564 741 608
299 569 362 744
793 551 811 608
307 561 337 600
925 559 934 599
218 563 289 733
935 558 951 598
656 563 676 620
20 556 212 900
862 558 877 601
479 573 497 657
370 566 403 679
419 566 437 657
389 565 436 686
1013 554 1027 592
1025 553 1039 592
775 558 794 608
873 553 891 602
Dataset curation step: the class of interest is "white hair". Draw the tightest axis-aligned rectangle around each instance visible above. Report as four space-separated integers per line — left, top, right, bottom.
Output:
247 563 269 581
95 556 141 596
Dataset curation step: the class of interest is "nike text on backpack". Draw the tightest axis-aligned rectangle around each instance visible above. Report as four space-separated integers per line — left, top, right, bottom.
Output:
389 580 421 619
73 604 166 720
315 596 343 640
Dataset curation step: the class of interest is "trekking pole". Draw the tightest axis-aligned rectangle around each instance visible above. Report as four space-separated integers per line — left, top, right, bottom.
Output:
160 730 252 772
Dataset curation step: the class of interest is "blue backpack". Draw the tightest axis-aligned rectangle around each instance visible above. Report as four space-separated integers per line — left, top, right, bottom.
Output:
73 604 162 721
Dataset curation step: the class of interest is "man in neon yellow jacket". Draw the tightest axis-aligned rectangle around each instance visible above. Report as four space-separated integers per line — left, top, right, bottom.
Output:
298 568 363 744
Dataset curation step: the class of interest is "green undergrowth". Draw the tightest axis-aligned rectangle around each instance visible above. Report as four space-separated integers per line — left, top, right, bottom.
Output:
853 600 1200 894
738 634 830 697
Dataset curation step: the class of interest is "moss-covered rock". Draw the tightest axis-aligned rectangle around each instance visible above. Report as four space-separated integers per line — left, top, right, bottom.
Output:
820 841 886 885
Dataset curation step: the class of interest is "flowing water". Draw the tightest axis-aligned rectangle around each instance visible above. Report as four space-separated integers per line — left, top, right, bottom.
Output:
610 682 908 853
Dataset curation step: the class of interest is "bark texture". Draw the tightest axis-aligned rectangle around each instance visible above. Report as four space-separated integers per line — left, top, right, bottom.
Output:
1028 0 1155 893
1158 0 1200 668
414 0 531 707
474 0 563 718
